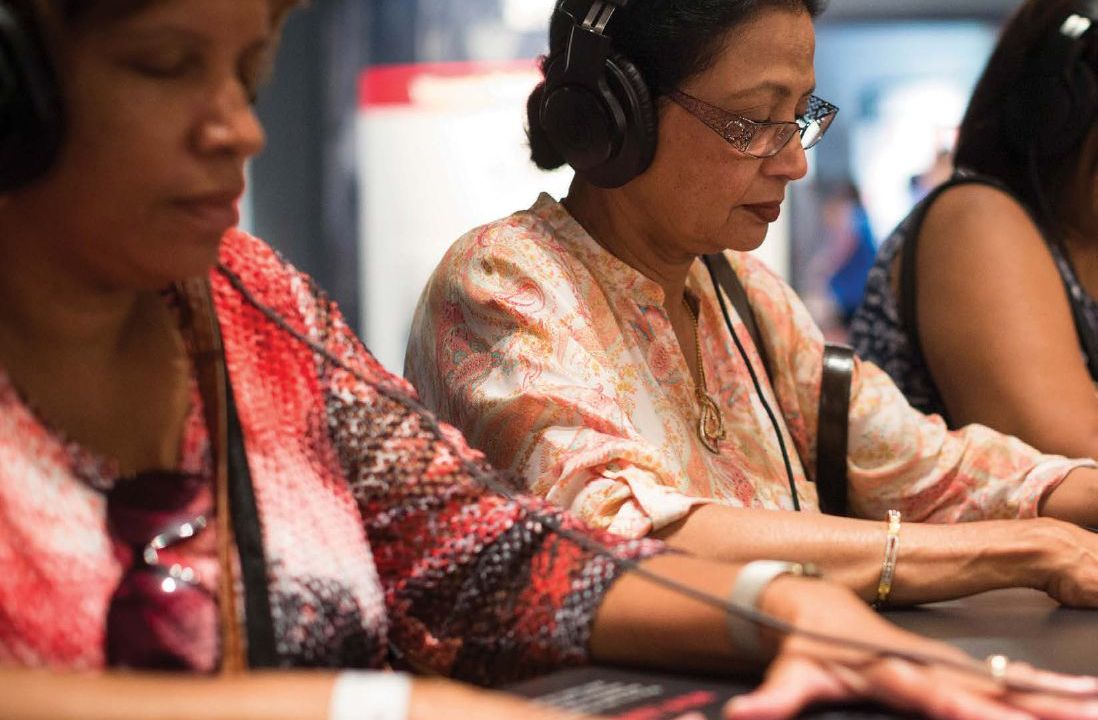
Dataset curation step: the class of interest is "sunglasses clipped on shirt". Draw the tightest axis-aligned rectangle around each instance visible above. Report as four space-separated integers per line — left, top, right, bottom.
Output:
665 87 838 158
105 469 217 671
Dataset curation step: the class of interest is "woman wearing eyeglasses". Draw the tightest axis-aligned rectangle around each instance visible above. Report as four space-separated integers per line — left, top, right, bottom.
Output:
9 1 1098 719
850 2 1098 464
407 0 1098 609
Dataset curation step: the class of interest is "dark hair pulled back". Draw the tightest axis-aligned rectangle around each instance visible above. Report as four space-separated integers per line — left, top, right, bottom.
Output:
527 0 824 170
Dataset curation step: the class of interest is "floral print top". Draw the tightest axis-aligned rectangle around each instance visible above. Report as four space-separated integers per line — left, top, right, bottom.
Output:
406 194 1093 539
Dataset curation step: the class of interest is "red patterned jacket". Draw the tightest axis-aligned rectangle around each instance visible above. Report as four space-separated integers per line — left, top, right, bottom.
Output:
0 229 662 684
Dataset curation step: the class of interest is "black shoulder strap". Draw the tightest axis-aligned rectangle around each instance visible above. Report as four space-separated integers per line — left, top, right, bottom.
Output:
816 344 854 516
183 278 280 669
702 252 853 515
222 369 281 668
702 253 773 379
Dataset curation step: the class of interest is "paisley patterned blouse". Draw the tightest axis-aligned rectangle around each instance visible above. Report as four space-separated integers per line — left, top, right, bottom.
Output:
406 194 1093 539
0 229 661 683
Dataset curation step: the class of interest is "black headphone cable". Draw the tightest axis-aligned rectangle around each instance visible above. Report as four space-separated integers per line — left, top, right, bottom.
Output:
705 263 803 511
217 262 1098 699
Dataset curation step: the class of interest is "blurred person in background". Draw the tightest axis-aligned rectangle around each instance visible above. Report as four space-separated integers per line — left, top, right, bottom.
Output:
802 178 876 339
907 148 954 205
851 0 1098 462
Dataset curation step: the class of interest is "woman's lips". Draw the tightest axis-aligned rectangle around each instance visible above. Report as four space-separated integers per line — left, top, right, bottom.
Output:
743 203 782 223
174 196 241 234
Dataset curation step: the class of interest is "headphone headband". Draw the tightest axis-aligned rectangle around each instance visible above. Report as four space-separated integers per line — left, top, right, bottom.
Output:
556 7 614 89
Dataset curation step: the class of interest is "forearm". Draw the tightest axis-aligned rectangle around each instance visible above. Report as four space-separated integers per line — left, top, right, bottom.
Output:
588 554 861 673
1040 467 1098 527
0 669 336 720
0 669 580 720
588 554 742 672
653 504 1051 605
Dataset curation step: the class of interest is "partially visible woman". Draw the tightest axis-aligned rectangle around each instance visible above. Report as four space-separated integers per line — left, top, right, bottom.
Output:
850 0 1098 462
6 2 1086 720
406 0 1098 610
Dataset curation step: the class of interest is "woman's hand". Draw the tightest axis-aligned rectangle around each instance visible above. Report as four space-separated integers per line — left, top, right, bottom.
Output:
725 577 1098 720
1022 517 1098 608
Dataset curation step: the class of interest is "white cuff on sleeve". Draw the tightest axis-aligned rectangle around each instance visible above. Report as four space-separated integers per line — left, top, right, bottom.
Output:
329 671 412 720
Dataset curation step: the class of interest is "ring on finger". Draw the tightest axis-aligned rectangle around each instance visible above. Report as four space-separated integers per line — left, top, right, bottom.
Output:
985 654 1010 684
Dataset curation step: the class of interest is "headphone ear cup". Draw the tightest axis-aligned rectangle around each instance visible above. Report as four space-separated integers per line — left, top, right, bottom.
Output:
1017 68 1098 159
0 2 64 193
1005 47 1098 160
1041 62 1098 157
592 51 657 188
539 52 623 178
539 49 658 189
1006 76 1063 156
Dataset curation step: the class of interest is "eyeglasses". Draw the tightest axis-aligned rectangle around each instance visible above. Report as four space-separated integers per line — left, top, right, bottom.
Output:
104 470 216 671
665 88 838 158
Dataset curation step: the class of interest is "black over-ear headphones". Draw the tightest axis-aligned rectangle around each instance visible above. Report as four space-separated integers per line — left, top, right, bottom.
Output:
0 0 63 193
539 0 657 188
1004 1 1098 159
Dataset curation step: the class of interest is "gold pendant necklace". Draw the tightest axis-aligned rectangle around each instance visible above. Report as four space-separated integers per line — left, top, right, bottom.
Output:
683 297 725 453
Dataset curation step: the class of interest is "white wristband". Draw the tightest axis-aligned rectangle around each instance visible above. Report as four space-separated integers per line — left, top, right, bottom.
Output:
726 560 820 662
329 671 412 720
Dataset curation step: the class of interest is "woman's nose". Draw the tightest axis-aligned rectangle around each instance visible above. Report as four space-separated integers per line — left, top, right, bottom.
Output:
763 134 809 181
193 81 266 160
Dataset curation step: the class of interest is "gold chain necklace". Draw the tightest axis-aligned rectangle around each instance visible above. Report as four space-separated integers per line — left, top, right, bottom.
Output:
682 297 726 453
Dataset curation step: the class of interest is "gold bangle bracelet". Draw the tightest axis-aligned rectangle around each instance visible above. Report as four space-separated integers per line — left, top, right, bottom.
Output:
874 509 902 608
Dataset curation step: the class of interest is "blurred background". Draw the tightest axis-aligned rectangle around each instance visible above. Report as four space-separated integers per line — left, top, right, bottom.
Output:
245 0 1021 373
